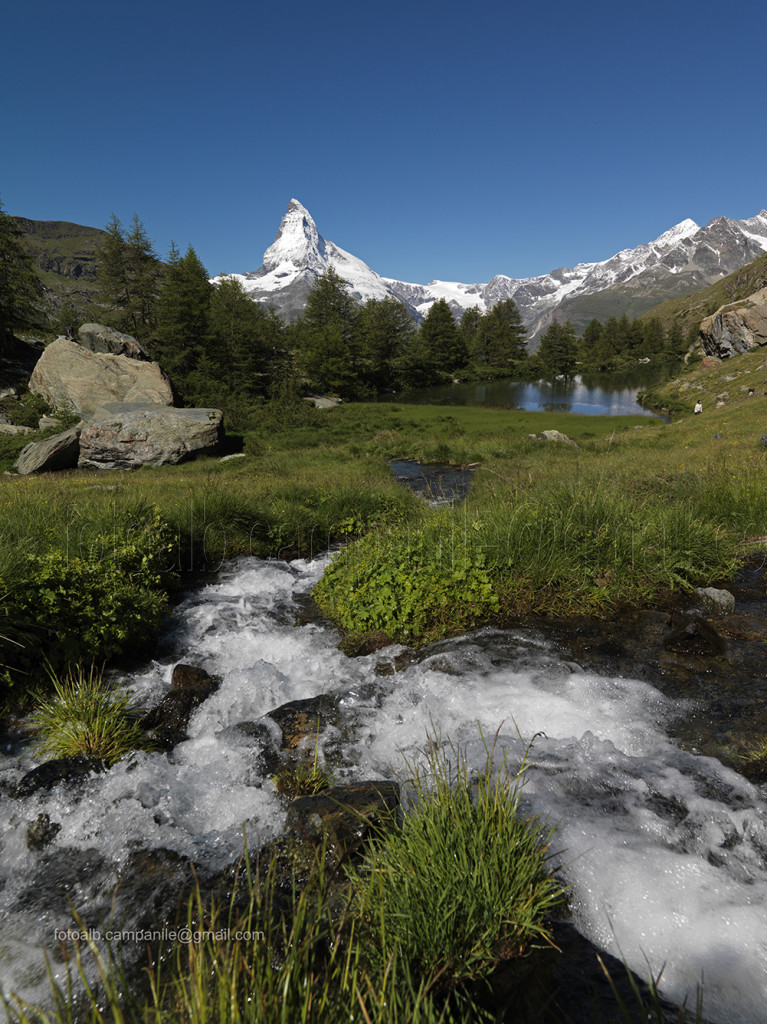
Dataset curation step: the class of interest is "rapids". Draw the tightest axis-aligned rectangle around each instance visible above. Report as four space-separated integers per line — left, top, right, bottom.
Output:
1 552 766 1022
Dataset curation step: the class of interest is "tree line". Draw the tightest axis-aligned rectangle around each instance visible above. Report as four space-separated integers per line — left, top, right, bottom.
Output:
92 215 532 411
1 202 689 416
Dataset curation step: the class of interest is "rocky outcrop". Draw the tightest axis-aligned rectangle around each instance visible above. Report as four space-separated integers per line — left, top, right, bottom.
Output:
77 323 150 360
78 403 223 469
286 782 401 866
699 286 767 358
14 427 81 474
28 340 173 418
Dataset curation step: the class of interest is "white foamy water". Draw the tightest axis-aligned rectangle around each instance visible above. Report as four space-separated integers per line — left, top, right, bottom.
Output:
1 554 766 1021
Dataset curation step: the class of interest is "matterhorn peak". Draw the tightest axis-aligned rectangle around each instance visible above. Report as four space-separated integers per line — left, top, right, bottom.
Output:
262 199 326 274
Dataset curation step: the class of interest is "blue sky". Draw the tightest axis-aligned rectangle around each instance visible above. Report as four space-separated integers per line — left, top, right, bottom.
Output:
3 0 766 284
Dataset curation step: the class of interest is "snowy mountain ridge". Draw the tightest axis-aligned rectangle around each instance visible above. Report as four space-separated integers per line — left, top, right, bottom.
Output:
213 200 767 338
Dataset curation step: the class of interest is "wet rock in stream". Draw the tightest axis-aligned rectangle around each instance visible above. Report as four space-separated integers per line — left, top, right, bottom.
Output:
13 756 107 799
266 693 341 751
140 663 220 750
286 780 401 866
662 614 727 656
26 813 61 851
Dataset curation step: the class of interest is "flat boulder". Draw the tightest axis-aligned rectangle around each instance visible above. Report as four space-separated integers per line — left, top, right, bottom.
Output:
29 339 173 419
77 323 150 360
540 429 579 448
14 427 81 475
78 403 223 469
699 286 767 358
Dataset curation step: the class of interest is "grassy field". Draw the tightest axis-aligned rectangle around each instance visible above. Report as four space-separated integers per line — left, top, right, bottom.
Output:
2 376 766 694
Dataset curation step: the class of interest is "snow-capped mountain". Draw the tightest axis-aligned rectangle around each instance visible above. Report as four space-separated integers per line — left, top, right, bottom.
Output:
214 200 767 339
213 199 399 322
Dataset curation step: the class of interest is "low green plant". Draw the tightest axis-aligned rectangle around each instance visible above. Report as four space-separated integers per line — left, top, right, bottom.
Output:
314 514 499 645
273 760 335 799
740 738 767 781
350 735 564 988
31 663 154 766
1 503 173 681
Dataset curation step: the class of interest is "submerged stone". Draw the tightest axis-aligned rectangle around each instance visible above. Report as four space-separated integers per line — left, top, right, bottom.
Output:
286 781 401 866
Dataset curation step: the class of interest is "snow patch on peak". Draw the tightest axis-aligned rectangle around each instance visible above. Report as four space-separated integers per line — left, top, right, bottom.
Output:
262 199 325 274
654 218 699 248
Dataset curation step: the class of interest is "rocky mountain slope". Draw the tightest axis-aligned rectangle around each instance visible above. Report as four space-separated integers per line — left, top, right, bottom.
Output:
218 200 767 340
640 251 767 337
13 218 108 323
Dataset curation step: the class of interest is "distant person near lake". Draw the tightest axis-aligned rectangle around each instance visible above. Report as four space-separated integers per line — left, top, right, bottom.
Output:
694 401 703 414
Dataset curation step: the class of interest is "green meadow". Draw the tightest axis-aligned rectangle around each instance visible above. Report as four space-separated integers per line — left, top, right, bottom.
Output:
2 377 767 697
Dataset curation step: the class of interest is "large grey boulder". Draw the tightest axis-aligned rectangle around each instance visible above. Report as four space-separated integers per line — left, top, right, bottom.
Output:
77 323 150 360
14 427 81 474
699 286 767 358
28 340 173 419
78 404 223 469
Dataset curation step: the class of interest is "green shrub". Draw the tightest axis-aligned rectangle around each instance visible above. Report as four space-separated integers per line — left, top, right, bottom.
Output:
1 505 173 682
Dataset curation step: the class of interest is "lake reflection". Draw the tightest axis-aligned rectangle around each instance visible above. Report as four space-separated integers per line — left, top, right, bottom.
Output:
380 365 674 418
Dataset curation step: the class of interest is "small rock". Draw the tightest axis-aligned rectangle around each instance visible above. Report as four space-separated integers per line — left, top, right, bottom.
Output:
171 663 216 691
140 666 220 749
14 427 81 475
693 587 735 618
26 813 61 851
286 781 401 865
37 416 61 430
540 430 578 448
0 423 33 435
267 694 341 751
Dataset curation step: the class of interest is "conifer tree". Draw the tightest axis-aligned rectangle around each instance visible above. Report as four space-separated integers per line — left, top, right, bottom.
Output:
459 306 483 361
0 197 45 350
641 317 666 355
476 298 526 367
358 296 416 391
419 298 466 374
96 213 160 339
209 276 282 395
152 244 213 392
296 268 363 397
537 320 578 379
666 319 686 357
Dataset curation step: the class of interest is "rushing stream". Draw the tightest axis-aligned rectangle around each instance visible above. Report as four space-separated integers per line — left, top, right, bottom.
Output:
1 552 767 1021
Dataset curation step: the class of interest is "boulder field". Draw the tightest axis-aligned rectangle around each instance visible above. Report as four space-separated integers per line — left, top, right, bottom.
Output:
14 326 224 474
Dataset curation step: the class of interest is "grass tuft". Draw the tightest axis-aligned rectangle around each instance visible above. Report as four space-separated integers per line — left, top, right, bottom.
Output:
31 663 154 766
350 733 565 988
